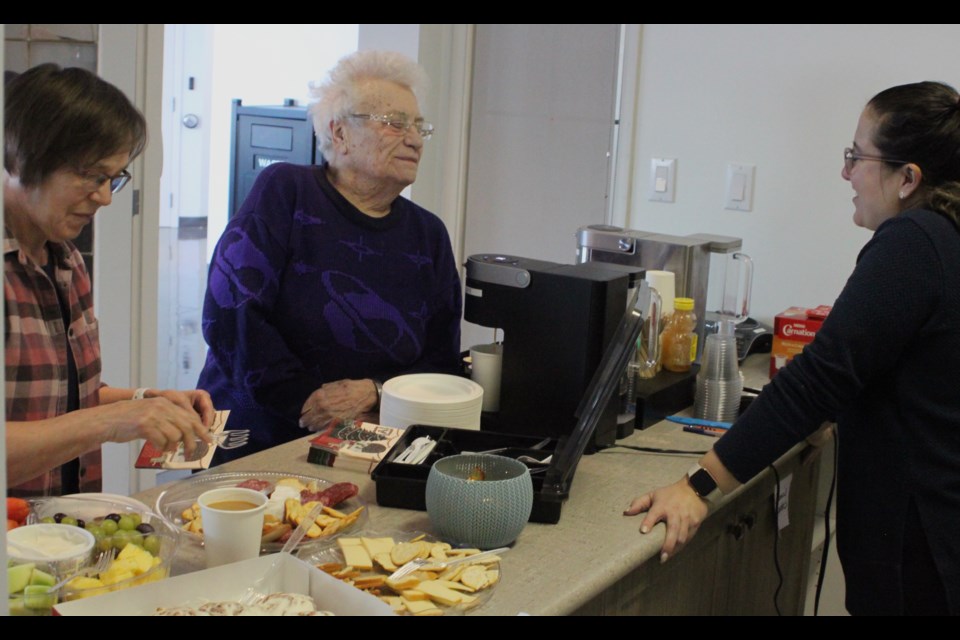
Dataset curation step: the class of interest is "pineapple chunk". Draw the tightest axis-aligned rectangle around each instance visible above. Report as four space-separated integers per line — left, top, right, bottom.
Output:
65 576 105 591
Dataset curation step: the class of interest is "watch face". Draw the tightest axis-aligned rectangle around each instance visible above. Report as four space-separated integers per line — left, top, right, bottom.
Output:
688 468 718 497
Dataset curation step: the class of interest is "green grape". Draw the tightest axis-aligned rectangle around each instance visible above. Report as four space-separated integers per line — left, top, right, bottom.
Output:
40 516 55 524
85 524 105 540
143 535 161 556
111 529 132 551
59 516 78 527
117 515 136 531
96 536 114 553
129 513 142 528
127 530 144 547
100 519 119 535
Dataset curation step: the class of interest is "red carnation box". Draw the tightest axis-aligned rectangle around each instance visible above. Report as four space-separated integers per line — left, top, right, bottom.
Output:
770 306 831 377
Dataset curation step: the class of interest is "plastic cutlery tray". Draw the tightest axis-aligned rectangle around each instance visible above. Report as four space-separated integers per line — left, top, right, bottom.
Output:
370 425 570 524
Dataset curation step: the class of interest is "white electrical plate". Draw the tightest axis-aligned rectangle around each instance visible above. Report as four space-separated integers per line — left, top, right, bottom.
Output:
724 162 755 211
649 158 676 203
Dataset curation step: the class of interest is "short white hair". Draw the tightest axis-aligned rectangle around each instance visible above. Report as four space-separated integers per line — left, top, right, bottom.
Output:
309 50 429 159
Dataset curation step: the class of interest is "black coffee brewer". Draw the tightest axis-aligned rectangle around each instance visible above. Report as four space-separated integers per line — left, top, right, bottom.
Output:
464 254 648 450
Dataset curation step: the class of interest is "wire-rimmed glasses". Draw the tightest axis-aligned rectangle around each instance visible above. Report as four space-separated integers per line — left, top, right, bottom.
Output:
349 113 434 140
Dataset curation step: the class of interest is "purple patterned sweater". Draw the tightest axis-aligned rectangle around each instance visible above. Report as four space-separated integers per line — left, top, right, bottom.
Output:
198 163 462 461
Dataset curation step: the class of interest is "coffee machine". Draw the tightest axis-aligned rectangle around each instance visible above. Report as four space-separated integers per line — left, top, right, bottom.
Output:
464 254 646 449
576 226 759 428
576 226 746 359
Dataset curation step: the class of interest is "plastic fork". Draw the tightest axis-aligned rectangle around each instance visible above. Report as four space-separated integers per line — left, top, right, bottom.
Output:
174 430 250 463
238 501 326 606
46 548 116 594
387 546 510 583
209 429 250 450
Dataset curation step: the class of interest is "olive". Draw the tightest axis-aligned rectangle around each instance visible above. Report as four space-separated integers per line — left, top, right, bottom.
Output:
104 513 122 523
135 523 155 535
76 519 86 529
53 512 66 523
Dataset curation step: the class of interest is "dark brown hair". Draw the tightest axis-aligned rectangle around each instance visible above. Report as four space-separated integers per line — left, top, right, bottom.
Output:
4 63 147 187
868 81 960 226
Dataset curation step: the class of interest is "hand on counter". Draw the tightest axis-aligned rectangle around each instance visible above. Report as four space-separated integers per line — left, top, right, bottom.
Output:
299 379 378 431
624 479 709 563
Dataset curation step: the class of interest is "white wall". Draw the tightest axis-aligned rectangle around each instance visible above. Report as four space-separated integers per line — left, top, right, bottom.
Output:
625 24 960 324
206 24 359 259
358 24 419 59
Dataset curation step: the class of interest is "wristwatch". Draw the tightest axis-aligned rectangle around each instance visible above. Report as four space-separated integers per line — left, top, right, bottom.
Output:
686 462 722 505
372 379 384 408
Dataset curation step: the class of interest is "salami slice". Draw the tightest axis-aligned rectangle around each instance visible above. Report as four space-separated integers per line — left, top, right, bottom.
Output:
318 482 359 506
236 478 272 492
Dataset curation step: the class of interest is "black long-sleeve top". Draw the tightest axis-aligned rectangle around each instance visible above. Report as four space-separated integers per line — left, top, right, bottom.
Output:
714 209 960 615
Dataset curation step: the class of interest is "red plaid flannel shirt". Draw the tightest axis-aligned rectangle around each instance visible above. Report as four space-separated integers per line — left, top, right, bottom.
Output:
5 231 103 496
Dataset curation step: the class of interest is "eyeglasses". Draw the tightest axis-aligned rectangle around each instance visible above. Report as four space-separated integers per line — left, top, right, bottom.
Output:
349 113 434 141
843 147 908 173
75 167 132 195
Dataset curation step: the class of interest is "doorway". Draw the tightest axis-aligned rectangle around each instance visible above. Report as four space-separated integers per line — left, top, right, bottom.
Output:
156 25 359 393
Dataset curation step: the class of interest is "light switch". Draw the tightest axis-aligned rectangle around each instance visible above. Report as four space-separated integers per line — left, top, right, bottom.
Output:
655 166 669 192
724 163 755 211
649 158 676 203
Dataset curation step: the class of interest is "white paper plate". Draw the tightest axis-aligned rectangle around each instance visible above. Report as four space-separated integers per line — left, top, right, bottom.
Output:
383 374 482 404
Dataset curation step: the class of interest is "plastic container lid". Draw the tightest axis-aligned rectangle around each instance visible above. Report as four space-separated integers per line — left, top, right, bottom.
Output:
674 297 694 311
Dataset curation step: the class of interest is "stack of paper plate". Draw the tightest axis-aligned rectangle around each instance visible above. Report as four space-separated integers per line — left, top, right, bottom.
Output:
379 374 484 430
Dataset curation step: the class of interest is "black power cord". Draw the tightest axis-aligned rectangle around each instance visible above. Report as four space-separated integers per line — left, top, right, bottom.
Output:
597 443 708 456
813 429 839 616
769 464 785 616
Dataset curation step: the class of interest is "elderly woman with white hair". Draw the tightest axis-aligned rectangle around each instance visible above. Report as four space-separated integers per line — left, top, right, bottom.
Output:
198 50 462 461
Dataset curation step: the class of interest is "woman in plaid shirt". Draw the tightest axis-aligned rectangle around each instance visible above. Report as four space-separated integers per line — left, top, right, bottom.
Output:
4 64 215 496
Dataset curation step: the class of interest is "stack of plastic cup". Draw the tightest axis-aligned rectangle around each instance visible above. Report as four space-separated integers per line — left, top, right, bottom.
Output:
694 319 743 424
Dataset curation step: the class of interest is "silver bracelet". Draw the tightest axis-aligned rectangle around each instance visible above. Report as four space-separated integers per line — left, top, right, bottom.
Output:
132 388 149 400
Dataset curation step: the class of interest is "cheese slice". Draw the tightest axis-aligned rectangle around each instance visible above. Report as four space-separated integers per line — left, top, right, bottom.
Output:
337 538 373 570
373 552 397 572
402 598 443 616
361 536 395 558
415 581 465 606
379 596 406 614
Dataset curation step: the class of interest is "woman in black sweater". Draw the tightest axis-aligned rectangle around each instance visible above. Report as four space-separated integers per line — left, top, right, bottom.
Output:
626 81 960 616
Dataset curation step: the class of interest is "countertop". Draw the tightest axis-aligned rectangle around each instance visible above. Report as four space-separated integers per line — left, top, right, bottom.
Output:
133 355 816 616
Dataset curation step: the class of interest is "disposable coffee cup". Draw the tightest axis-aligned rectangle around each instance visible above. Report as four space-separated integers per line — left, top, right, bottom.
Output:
470 343 503 412
198 486 268 567
645 270 676 319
